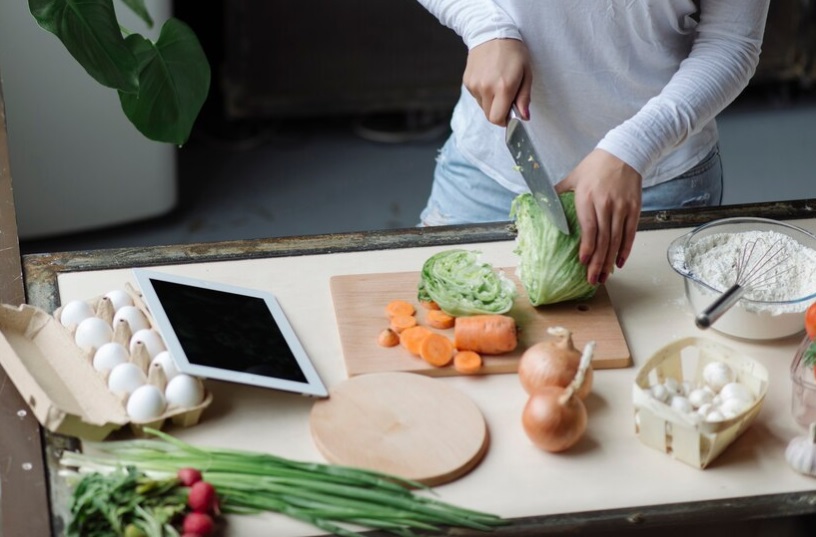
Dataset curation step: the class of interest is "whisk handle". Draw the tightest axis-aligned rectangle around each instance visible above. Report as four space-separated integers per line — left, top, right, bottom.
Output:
695 283 746 329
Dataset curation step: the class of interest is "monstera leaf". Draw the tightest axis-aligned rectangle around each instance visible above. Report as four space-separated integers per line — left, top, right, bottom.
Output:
28 0 210 145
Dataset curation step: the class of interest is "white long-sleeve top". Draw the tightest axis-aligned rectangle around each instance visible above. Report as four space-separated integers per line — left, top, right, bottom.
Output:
418 0 770 191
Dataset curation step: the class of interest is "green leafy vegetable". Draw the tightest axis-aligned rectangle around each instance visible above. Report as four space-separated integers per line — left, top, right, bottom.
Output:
60 428 507 537
418 249 517 316
66 466 187 537
510 192 597 306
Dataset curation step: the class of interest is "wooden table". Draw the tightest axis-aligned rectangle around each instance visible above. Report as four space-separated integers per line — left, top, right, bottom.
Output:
4 200 816 536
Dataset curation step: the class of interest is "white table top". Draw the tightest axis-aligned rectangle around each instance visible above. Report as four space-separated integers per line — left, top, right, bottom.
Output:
55 221 816 536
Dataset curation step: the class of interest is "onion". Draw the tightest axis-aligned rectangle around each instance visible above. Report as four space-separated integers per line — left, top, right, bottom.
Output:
522 341 595 452
518 326 593 399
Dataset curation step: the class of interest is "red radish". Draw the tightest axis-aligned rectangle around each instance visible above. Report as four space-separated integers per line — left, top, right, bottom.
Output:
188 480 218 513
177 467 203 487
183 512 215 536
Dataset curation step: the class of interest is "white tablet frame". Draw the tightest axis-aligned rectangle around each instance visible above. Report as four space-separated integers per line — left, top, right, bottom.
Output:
132 268 328 397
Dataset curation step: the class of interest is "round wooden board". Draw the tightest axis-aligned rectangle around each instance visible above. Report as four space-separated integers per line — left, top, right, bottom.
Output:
309 372 489 486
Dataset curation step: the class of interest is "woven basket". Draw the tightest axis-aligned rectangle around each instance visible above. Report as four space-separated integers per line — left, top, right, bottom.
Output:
632 337 768 469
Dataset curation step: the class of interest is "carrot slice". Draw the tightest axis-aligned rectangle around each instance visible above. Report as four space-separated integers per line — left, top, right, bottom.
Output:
377 328 400 348
453 350 483 374
385 300 415 318
420 300 441 311
389 314 418 334
400 326 432 356
419 333 455 368
426 309 455 330
453 314 518 355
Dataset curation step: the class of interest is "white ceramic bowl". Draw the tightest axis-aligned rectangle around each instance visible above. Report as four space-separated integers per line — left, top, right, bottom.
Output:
667 217 816 340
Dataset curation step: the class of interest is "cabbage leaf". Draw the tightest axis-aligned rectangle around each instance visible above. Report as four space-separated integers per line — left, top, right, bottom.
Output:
510 192 598 306
417 249 517 316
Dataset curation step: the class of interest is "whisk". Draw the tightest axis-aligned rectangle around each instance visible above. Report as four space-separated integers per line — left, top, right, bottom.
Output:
695 237 794 329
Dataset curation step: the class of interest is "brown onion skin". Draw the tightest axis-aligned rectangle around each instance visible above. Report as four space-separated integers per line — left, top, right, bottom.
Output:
522 387 588 452
518 341 594 399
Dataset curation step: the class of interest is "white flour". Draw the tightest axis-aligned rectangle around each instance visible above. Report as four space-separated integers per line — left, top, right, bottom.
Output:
678 230 816 313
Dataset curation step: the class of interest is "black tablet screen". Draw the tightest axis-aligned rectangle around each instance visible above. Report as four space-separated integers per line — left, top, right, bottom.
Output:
149 278 308 383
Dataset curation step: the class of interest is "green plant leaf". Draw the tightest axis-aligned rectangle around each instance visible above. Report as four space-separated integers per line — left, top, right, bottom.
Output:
119 0 154 29
28 0 139 92
118 18 211 145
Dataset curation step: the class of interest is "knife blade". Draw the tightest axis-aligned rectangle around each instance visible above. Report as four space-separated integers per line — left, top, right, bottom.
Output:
505 105 570 235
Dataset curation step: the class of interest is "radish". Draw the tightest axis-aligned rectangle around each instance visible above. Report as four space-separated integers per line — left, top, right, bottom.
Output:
177 467 203 487
183 512 215 536
188 481 218 514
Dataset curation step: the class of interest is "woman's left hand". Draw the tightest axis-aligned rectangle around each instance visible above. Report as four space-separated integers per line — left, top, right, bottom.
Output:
556 149 642 285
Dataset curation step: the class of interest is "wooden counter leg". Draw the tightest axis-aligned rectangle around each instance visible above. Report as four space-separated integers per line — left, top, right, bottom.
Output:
0 70 53 536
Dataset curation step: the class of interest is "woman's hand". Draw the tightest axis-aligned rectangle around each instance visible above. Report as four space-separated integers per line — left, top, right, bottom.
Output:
556 149 642 285
463 38 533 125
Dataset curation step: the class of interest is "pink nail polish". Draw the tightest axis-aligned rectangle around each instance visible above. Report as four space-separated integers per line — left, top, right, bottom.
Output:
616 256 625 269
580 254 590 265
599 272 608 284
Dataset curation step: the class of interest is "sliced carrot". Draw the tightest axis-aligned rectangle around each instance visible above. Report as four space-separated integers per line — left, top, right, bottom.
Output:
377 328 400 348
453 314 518 355
420 300 441 311
419 333 455 367
385 300 415 318
389 314 418 334
400 326 432 356
426 309 455 330
453 350 483 374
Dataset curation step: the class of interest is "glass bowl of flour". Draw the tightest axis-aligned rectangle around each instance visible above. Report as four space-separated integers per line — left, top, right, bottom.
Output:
667 217 816 340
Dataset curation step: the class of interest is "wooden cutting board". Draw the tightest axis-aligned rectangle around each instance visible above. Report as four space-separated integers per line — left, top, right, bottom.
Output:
330 268 631 377
309 372 489 486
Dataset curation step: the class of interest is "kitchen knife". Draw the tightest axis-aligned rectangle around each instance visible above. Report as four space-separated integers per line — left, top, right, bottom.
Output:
505 105 570 235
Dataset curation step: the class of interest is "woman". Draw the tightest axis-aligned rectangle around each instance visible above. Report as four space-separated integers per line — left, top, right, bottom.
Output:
417 1 770 285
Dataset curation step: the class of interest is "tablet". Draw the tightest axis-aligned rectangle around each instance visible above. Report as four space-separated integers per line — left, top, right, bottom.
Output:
132 268 328 398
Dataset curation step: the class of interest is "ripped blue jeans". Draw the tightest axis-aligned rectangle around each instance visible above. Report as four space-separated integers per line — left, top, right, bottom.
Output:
419 136 723 226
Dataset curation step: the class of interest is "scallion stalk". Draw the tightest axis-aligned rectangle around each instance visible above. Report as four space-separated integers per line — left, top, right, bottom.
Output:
60 428 507 537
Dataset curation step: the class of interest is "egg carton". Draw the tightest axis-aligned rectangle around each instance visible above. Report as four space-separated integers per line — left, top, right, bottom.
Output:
0 287 211 441
632 337 768 469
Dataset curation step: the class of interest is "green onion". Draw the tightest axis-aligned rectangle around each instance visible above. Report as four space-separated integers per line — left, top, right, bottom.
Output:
60 428 507 537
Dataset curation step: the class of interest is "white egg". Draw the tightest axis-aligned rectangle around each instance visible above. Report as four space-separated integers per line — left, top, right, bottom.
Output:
59 299 94 328
108 362 147 397
75 317 113 351
705 410 727 422
113 306 151 334
92 342 129 373
650 383 669 402
126 385 166 421
130 329 167 359
719 397 752 418
688 387 714 409
719 382 754 404
104 289 134 311
670 395 694 414
151 351 180 381
680 380 695 397
663 377 681 395
165 374 205 408
702 361 735 393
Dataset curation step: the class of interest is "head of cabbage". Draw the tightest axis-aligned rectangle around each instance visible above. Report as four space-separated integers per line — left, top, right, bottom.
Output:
510 191 598 306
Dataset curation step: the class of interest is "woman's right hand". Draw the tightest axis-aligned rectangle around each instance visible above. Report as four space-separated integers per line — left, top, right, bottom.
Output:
463 38 533 126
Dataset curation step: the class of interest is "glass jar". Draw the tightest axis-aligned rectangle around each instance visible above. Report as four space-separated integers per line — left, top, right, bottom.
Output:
790 333 816 428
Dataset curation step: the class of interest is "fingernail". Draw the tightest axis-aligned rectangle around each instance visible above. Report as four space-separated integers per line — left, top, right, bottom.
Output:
598 272 608 284
589 273 598 285
580 254 590 265
616 256 625 269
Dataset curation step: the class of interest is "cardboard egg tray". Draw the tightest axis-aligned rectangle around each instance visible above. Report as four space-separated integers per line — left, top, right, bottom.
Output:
632 337 768 469
0 287 212 441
